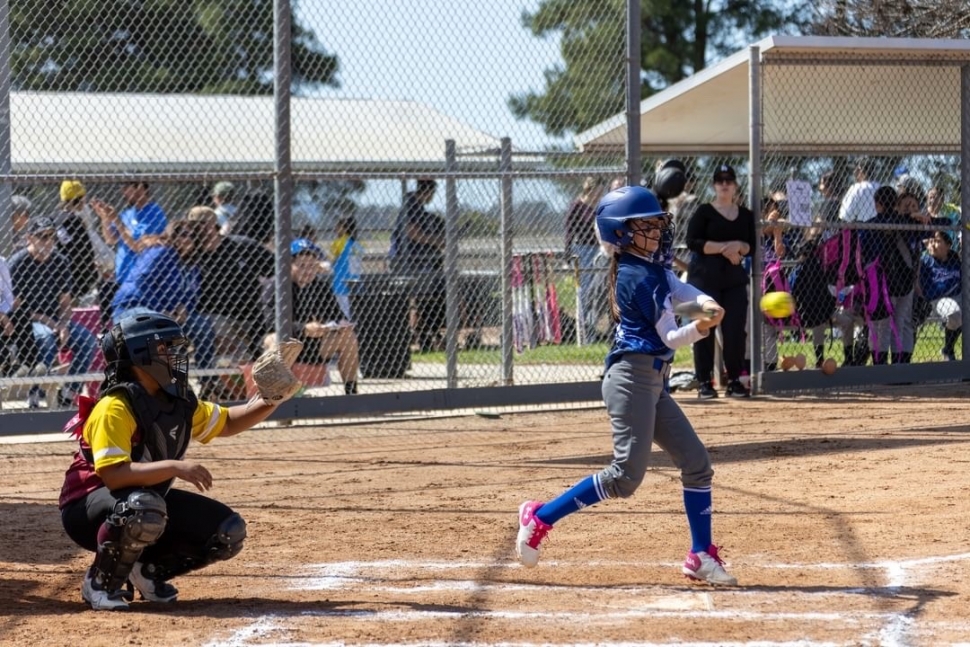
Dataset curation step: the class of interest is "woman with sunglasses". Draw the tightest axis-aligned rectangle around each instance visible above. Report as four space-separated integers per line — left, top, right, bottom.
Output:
684 165 756 399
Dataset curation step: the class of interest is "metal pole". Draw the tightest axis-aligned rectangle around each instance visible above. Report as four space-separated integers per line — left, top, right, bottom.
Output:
500 137 514 385
0 0 11 261
961 65 970 366
625 0 641 187
748 45 764 393
444 140 459 388
273 0 294 339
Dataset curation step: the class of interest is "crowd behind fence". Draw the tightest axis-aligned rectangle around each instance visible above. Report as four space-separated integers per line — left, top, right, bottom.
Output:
0 1 969 431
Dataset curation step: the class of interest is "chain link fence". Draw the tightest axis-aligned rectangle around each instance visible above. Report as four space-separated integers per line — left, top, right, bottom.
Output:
0 0 628 418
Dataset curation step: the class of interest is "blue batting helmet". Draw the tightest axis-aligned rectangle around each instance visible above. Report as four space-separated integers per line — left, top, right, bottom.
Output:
595 186 669 247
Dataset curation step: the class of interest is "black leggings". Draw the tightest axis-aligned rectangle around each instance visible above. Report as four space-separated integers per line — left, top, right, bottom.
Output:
61 486 237 566
690 282 748 383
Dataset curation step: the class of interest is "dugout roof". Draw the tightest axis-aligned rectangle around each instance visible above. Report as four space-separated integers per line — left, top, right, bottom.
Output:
11 93 502 173
576 35 970 155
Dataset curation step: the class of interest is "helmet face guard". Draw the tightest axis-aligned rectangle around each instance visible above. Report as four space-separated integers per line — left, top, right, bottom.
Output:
595 186 673 264
102 311 191 400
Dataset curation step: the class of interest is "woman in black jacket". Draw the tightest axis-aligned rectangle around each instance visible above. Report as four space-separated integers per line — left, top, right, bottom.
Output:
685 165 756 399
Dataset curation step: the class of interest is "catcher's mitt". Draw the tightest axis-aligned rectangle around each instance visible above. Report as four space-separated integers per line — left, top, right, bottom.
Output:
251 338 304 405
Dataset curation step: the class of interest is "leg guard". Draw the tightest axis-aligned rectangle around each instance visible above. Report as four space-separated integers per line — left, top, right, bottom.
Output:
145 513 247 581
92 490 167 593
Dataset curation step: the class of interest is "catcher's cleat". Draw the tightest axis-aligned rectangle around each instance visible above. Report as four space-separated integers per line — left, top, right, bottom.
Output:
516 500 553 568
682 545 737 586
129 562 178 603
81 569 133 611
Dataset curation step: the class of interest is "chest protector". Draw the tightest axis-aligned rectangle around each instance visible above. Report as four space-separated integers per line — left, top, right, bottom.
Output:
59 382 198 508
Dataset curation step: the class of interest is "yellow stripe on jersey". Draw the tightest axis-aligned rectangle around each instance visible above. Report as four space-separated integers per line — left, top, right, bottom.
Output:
83 394 229 474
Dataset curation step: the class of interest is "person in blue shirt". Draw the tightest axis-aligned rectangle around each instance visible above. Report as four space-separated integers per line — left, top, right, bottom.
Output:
515 185 737 586
917 230 962 361
92 181 169 285
111 219 217 391
329 215 363 321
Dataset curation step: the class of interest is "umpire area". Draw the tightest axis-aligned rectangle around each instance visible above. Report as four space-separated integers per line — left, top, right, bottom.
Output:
1 385 969 646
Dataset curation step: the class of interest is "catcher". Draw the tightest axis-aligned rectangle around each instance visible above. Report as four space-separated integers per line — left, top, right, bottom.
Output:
58 309 303 611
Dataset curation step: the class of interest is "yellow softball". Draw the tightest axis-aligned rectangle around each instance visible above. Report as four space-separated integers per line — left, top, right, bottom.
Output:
760 291 795 318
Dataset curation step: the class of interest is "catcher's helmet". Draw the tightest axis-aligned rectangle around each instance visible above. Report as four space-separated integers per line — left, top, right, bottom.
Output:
102 310 190 400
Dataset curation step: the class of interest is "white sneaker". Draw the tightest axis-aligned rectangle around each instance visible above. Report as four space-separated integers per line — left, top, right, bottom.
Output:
128 562 178 603
12 364 30 378
30 363 48 377
682 545 737 585
81 571 132 611
516 500 553 568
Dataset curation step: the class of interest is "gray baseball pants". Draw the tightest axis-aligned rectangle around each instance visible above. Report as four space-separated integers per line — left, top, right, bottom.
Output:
599 354 713 498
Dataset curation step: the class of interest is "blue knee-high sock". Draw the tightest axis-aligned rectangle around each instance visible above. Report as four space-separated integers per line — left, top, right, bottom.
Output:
535 475 607 526
683 487 712 552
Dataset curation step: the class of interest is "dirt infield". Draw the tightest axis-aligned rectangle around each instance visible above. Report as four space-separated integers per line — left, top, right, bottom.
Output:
2 384 970 646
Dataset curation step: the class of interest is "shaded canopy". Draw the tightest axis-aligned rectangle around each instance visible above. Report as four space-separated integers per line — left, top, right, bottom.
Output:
576 35 970 155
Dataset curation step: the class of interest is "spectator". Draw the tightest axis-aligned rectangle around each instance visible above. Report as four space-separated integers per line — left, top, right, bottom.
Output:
8 216 97 408
864 186 920 365
390 179 446 352
925 185 961 251
110 218 218 397
91 180 168 327
917 230 961 361
817 170 845 225
233 190 275 249
11 195 31 250
390 179 436 264
685 164 755 398
211 181 238 235
0 253 43 377
329 215 363 321
564 176 607 343
262 239 361 395
184 206 273 363
838 159 880 223
56 180 113 304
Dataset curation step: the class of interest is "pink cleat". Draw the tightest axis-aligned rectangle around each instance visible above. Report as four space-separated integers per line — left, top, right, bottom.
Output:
682 544 737 585
516 501 553 567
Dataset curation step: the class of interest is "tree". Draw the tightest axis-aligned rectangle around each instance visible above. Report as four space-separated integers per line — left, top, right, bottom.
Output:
509 0 808 138
10 0 338 94
810 0 970 38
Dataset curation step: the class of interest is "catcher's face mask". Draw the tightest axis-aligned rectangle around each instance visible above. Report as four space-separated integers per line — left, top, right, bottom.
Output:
111 311 192 400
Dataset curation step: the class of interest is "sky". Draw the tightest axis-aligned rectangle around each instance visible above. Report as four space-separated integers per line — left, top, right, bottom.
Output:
299 0 567 153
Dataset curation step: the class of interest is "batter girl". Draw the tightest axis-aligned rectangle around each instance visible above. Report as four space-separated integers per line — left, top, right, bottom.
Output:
515 186 737 586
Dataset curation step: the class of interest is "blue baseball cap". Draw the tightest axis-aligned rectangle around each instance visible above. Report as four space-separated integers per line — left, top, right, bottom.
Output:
290 238 325 259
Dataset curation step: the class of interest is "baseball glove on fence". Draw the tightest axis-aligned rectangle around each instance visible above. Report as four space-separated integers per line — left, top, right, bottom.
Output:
251 338 304 405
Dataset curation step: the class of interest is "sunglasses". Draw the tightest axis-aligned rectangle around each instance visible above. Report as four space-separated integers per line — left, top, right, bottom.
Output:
713 176 735 184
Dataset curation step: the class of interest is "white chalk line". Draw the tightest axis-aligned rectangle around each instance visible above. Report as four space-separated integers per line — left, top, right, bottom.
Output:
203 554 970 647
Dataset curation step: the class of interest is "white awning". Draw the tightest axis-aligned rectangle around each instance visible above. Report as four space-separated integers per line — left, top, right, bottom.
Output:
11 93 502 173
576 35 970 155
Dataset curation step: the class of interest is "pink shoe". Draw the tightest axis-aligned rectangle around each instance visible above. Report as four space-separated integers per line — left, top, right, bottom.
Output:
516 501 553 567
682 544 737 585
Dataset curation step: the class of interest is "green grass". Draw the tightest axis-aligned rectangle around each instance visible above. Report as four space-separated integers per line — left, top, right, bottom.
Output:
414 339 696 367
768 322 960 365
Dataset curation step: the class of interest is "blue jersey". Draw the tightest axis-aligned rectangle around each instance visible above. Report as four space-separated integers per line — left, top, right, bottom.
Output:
112 245 187 317
919 251 961 302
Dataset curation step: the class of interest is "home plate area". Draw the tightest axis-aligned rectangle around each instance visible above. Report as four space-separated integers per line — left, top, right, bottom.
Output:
202 555 970 647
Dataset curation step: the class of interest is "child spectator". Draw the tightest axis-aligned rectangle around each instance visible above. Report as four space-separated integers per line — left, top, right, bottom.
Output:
329 215 363 321
917 231 961 361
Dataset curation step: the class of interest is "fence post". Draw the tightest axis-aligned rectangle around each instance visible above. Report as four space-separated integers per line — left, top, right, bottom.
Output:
0 0 11 262
748 44 764 394
625 0 641 187
500 137 514 385
273 0 294 339
445 140 459 388
961 65 970 365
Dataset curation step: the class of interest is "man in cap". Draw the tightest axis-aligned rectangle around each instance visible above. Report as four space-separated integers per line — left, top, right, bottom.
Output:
57 180 113 302
8 216 97 407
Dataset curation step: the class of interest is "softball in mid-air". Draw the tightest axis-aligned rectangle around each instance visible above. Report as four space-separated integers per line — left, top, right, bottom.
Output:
760 291 795 318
